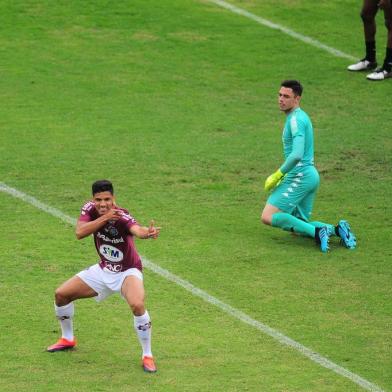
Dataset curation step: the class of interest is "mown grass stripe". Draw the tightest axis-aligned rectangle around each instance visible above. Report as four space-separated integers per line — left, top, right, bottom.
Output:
0 181 384 392
206 0 357 61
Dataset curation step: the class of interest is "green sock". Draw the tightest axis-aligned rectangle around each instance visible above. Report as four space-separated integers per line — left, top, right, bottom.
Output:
309 221 336 236
271 212 315 238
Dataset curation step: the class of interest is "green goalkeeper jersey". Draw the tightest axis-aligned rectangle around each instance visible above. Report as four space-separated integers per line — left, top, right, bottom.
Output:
279 107 315 174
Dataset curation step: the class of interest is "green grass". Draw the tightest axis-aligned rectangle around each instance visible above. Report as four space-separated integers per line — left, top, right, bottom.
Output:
0 1 391 391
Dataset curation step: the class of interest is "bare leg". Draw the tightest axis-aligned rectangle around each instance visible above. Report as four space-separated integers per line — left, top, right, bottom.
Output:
122 275 145 316
361 0 378 42
122 275 153 359
55 275 98 306
382 1 392 70
261 203 281 225
385 2 392 47
360 0 379 62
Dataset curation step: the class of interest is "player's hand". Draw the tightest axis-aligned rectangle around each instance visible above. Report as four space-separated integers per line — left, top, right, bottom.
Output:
264 169 284 192
147 220 161 239
104 208 123 221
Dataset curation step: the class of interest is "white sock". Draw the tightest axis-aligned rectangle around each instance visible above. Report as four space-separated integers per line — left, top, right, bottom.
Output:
134 310 152 358
55 302 74 341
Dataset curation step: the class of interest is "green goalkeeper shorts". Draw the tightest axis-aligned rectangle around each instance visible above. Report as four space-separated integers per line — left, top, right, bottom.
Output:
266 166 320 222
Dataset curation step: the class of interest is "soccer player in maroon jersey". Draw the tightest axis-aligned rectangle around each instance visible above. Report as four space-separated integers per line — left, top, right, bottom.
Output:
47 180 160 373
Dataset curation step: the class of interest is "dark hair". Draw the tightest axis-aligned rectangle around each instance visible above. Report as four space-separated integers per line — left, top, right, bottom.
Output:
92 180 114 195
281 80 303 96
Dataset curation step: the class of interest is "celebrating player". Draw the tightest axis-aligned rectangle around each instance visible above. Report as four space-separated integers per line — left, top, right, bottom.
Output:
261 80 356 252
47 180 160 373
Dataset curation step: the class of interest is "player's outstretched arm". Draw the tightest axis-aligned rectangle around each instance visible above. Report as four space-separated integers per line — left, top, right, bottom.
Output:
130 220 161 239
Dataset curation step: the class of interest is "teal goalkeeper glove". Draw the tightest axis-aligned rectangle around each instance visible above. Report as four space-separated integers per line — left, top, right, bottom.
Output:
264 169 284 192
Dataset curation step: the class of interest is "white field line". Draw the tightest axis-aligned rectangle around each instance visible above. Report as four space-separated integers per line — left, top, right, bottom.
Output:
0 182 385 392
206 0 357 61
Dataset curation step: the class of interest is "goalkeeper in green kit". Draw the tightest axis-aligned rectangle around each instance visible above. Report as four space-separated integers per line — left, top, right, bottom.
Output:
261 80 356 252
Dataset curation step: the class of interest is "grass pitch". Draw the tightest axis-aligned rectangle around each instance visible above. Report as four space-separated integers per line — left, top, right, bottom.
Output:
0 1 391 391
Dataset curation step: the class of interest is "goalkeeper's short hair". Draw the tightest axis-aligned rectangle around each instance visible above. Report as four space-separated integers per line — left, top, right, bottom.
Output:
281 80 303 96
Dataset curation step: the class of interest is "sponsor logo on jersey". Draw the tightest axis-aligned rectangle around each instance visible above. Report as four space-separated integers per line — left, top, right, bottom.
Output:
103 263 123 273
99 244 124 262
97 232 124 244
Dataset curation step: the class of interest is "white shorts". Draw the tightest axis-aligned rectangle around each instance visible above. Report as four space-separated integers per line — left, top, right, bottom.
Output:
77 264 143 302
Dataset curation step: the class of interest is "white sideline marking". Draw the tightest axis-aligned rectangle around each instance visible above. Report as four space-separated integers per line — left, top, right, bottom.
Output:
0 182 384 392
206 0 357 61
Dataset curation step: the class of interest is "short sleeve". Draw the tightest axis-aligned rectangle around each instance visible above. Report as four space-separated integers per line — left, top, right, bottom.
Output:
119 210 138 230
78 201 95 222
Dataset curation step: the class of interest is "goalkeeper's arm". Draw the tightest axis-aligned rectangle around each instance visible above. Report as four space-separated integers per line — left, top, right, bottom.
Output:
264 135 304 191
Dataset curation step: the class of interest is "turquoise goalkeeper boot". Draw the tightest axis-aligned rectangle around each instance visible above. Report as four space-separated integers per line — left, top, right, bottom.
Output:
317 226 331 253
337 220 356 249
